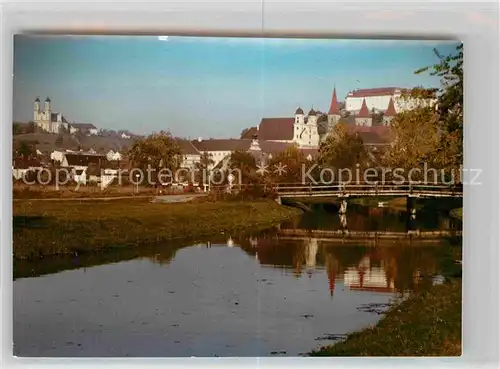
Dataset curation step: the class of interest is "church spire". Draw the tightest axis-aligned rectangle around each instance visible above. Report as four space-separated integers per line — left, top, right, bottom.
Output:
357 98 371 118
385 97 397 116
328 86 340 115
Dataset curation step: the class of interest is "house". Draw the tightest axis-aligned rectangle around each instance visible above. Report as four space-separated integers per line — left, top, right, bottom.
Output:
69 123 98 136
175 139 201 169
191 138 251 169
60 152 107 184
12 158 43 180
106 150 123 161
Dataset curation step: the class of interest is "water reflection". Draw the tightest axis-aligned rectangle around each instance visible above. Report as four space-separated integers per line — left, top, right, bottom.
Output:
14 204 461 357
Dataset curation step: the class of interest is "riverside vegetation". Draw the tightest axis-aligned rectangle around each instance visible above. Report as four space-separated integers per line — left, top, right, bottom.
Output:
13 198 301 260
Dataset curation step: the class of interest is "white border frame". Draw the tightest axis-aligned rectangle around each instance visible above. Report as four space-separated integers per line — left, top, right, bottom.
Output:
1 1 499 368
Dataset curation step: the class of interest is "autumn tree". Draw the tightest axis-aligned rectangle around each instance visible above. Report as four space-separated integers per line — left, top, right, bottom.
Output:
228 150 260 185
13 140 38 159
192 151 215 184
128 131 182 185
319 123 369 181
267 145 315 183
381 43 463 182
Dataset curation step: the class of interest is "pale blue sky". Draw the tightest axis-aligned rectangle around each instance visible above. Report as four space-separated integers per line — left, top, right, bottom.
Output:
13 36 460 138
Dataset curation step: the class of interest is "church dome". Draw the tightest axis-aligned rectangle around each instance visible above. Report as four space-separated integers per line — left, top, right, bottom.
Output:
295 107 304 115
308 108 316 116
35 97 40 102
45 97 51 102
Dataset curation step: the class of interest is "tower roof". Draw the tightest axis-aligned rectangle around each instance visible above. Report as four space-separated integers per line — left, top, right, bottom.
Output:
328 87 340 115
308 107 316 116
295 107 304 115
385 97 397 116
35 97 40 102
45 97 51 102
357 98 371 118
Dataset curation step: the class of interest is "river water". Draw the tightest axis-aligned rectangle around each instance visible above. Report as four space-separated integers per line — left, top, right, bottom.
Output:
13 203 462 357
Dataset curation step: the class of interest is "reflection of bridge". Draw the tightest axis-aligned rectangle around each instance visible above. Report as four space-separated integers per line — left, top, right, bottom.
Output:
277 228 462 241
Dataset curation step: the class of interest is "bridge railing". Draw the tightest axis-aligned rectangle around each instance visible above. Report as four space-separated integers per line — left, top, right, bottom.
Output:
274 182 463 194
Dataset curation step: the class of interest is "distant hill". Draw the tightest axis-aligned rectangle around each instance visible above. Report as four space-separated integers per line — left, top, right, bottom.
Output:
13 132 80 153
13 131 137 155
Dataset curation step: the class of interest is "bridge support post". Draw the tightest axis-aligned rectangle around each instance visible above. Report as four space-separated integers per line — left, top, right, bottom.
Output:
406 196 416 217
339 199 348 214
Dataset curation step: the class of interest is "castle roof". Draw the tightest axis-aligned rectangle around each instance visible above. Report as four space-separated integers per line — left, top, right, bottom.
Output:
35 97 40 102
356 98 371 118
347 87 407 98
45 97 51 102
328 88 340 115
258 117 295 141
174 138 200 156
308 108 316 116
295 107 304 115
385 97 397 116
240 127 258 139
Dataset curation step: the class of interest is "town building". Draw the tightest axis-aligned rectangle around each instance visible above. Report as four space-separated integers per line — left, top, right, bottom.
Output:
69 123 98 136
355 98 373 127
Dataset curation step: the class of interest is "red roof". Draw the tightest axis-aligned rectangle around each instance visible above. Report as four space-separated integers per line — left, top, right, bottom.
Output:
13 158 42 169
258 118 294 141
348 87 407 98
347 125 392 145
240 127 258 139
385 97 397 116
357 98 371 118
192 139 251 152
328 88 340 115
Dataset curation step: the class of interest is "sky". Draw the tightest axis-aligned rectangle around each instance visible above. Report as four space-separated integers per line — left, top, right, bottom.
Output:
13 36 460 138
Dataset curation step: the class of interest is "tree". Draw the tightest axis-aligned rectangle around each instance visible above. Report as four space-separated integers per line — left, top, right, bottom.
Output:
415 43 463 168
13 140 37 159
319 123 369 179
193 152 215 184
381 106 440 179
228 150 259 185
27 121 36 134
268 145 313 183
128 131 182 185
13 123 23 135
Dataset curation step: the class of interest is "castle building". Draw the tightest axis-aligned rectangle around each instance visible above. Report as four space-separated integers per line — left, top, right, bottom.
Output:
33 97 69 134
254 107 320 148
327 87 341 129
355 98 373 127
382 97 397 126
345 87 434 114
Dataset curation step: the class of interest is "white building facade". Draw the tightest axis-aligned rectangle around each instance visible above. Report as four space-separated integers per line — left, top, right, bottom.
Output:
345 87 434 114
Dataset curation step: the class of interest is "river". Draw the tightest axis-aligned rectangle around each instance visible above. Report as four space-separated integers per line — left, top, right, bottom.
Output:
13 203 462 357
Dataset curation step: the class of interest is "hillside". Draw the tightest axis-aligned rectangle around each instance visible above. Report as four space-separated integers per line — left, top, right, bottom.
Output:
13 131 137 155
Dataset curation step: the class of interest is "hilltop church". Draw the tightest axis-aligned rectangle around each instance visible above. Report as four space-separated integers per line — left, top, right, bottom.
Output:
33 97 69 134
33 97 98 135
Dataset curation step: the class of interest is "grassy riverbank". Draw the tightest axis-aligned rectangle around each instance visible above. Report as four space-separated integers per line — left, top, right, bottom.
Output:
310 279 461 356
13 199 301 260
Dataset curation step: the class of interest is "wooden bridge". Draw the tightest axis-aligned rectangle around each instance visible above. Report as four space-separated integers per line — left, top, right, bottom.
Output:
274 183 463 200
